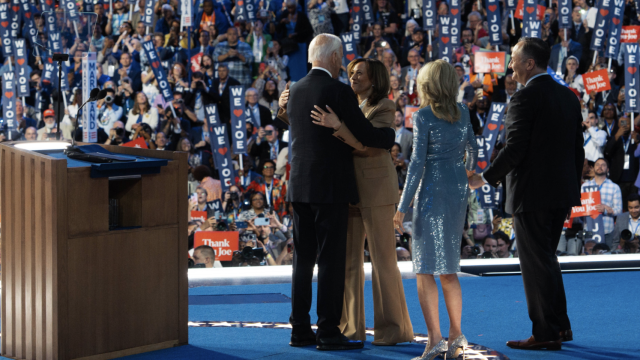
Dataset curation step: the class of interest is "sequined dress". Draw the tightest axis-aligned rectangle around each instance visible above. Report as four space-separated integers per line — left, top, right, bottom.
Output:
398 104 478 275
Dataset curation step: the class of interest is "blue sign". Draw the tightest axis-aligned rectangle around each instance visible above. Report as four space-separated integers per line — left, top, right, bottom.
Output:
14 39 29 97
605 0 624 59
2 71 16 140
361 0 374 24
583 185 606 243
449 0 461 46
558 0 572 28
350 0 363 43
485 0 502 46
209 125 237 192
523 20 541 38
625 44 639 113
341 31 358 66
438 16 454 63
205 103 220 127
142 40 174 102
422 0 436 30
229 85 248 154
590 0 612 51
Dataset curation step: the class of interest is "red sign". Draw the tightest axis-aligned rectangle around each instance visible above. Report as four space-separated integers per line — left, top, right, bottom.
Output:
191 52 203 73
570 191 602 219
404 106 419 128
194 231 239 261
121 137 149 149
190 211 207 221
583 69 611 93
474 52 507 74
514 0 546 20
621 26 640 43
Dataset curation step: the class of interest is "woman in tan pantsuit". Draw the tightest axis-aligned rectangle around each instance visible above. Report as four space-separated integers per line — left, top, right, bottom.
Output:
279 58 413 345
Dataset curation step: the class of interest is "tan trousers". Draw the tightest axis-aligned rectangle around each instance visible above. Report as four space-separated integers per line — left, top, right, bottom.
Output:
339 204 414 343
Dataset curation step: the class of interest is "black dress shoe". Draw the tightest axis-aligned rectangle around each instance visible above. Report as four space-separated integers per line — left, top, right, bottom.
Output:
559 329 573 342
290 330 316 347
317 335 364 351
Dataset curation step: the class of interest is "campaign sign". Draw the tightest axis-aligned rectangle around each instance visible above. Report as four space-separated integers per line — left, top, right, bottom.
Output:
475 102 506 173
82 52 98 142
45 11 61 54
422 0 436 30
2 71 16 140
21 0 38 46
605 0 624 59
449 0 461 46
122 137 149 148
350 0 363 43
205 103 220 127
142 41 174 102
580 186 605 243
9 0 19 39
245 0 257 22
625 44 639 113
485 0 502 46
404 106 419 128
474 51 506 73
558 0 572 28
583 69 612 93
141 0 156 26
194 231 239 261
234 0 246 21
506 0 517 11
438 16 454 63
478 184 496 208
0 4 13 57
83 0 94 13
523 20 541 38
590 0 612 51
209 125 236 192
62 0 79 21
523 0 538 24
14 39 29 97
229 86 248 154
341 32 358 64
190 211 208 221
570 191 602 218
622 26 640 42
514 0 545 20
361 0 374 24
207 199 223 213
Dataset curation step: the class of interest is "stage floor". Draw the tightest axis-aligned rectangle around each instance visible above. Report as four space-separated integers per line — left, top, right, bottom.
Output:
1 270 636 359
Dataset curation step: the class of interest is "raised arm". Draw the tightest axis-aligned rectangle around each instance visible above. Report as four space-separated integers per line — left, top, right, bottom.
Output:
397 111 429 213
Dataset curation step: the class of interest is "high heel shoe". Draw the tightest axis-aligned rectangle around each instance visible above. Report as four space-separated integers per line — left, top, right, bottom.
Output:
412 339 448 360
445 334 468 360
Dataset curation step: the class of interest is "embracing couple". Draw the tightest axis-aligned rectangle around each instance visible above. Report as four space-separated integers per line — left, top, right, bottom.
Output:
279 34 582 360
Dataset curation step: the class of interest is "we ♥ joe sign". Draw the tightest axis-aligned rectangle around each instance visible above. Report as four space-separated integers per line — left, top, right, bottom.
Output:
583 69 612 93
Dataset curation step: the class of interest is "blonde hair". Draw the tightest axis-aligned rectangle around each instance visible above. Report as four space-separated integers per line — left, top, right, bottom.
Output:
417 60 461 122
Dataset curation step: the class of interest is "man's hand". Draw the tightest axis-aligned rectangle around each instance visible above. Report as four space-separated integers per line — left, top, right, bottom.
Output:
492 214 503 230
279 84 290 108
257 127 266 138
469 173 485 190
227 48 238 57
582 120 591 129
595 204 605 213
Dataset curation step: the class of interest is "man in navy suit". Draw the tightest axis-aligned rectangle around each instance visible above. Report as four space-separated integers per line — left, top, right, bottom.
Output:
548 29 582 75
112 52 143 93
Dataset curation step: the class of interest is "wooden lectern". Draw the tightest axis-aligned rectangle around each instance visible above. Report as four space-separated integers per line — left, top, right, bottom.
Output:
0 143 188 360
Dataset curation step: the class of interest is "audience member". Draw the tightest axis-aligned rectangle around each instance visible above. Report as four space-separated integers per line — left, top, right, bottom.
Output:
582 158 623 248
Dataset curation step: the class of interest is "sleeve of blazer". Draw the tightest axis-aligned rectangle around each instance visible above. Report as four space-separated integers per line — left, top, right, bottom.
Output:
335 85 395 149
277 108 290 125
332 100 394 150
332 124 366 150
482 91 534 186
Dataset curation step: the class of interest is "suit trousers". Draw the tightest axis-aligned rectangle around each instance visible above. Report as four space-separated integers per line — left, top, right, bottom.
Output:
513 208 572 342
339 204 414 343
290 202 348 339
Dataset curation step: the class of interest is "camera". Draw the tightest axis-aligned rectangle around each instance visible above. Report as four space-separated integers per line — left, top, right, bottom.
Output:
195 81 205 90
471 246 481 256
104 94 114 103
229 191 239 201
621 229 633 242
114 127 124 137
216 220 229 231
122 77 131 84
265 130 273 136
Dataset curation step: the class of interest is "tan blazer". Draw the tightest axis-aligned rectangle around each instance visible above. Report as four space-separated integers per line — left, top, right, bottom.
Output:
277 98 399 208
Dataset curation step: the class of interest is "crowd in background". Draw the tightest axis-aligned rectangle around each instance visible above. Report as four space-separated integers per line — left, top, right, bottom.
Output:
3 0 639 267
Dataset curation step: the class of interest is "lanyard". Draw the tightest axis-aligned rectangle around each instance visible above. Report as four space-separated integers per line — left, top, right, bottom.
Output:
265 179 273 207
584 134 591 146
606 121 614 135
623 136 631 153
597 180 605 192
632 218 640 235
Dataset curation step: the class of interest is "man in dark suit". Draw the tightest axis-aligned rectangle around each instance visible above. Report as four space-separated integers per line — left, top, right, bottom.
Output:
281 34 395 351
470 38 584 350
548 29 583 75
245 88 274 129
604 116 639 209
250 124 287 162
111 52 143 93
210 64 241 124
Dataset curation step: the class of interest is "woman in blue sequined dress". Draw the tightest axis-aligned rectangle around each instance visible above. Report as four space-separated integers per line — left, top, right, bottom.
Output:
393 60 478 360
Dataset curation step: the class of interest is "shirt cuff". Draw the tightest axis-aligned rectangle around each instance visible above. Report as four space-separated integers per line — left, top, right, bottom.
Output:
480 173 488 184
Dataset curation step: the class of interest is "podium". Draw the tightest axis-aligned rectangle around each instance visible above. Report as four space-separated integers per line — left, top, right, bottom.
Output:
0 143 188 360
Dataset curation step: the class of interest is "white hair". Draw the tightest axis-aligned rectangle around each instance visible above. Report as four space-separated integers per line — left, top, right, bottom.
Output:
308 34 342 63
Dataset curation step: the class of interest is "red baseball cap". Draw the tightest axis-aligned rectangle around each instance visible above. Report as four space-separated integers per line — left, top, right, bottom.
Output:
44 109 55 118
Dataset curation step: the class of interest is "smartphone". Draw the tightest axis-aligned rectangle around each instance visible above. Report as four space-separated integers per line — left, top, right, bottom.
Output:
621 120 628 127
255 217 270 226
235 221 248 229
380 41 387 47
265 130 273 136
544 13 550 24
47 132 57 138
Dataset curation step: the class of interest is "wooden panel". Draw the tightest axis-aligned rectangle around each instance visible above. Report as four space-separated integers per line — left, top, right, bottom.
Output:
176 152 189 345
67 169 108 238
65 226 180 359
141 161 178 228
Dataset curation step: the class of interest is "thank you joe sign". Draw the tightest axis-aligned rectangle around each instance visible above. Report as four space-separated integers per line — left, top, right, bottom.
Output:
194 231 239 261
583 69 611 93
474 52 506 73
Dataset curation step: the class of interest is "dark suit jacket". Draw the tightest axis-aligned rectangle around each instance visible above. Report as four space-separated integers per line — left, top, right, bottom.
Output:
483 74 584 214
548 41 583 74
210 76 241 124
250 139 288 162
604 134 639 183
246 103 274 129
286 69 395 204
112 62 143 93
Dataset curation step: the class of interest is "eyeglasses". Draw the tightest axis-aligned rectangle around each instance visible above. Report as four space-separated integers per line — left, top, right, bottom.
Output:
252 198 264 202
263 165 275 169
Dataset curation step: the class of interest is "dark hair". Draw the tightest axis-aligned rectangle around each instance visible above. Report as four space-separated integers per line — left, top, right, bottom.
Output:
482 235 497 246
594 157 610 168
262 80 280 103
601 102 618 119
347 58 390 107
516 37 551 70
629 193 640 204
494 231 511 246
194 245 215 261
260 159 276 174
592 243 611 253
193 165 212 181
396 107 404 115
392 142 402 153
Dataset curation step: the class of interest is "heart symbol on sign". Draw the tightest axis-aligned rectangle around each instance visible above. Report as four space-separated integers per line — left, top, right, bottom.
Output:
1 21 8 28
488 5 497 12
613 17 620 25
526 6 535 14
346 53 355 60
600 9 608 17
237 0 243 5
218 147 228 155
487 123 497 131
151 61 160 68
25 12 31 18
4 92 13 99
441 37 450 44
499 124 504 131
451 8 459 15
629 67 637 74
233 109 244 117
47 57 52 63
17 59 24 65
477 161 488 169
353 6 360 12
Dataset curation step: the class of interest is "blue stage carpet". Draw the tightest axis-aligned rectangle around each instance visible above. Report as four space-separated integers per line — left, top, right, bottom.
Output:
5 271 637 359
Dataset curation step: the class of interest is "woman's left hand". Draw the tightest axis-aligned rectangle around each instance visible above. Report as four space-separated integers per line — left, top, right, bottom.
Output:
393 211 405 233
311 105 341 130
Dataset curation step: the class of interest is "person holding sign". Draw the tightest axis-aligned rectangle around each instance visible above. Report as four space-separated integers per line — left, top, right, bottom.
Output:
604 116 639 210
469 38 584 351
581 158 622 248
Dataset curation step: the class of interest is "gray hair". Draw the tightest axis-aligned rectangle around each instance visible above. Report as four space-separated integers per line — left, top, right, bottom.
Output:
467 11 482 27
308 34 342 63
246 87 258 96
